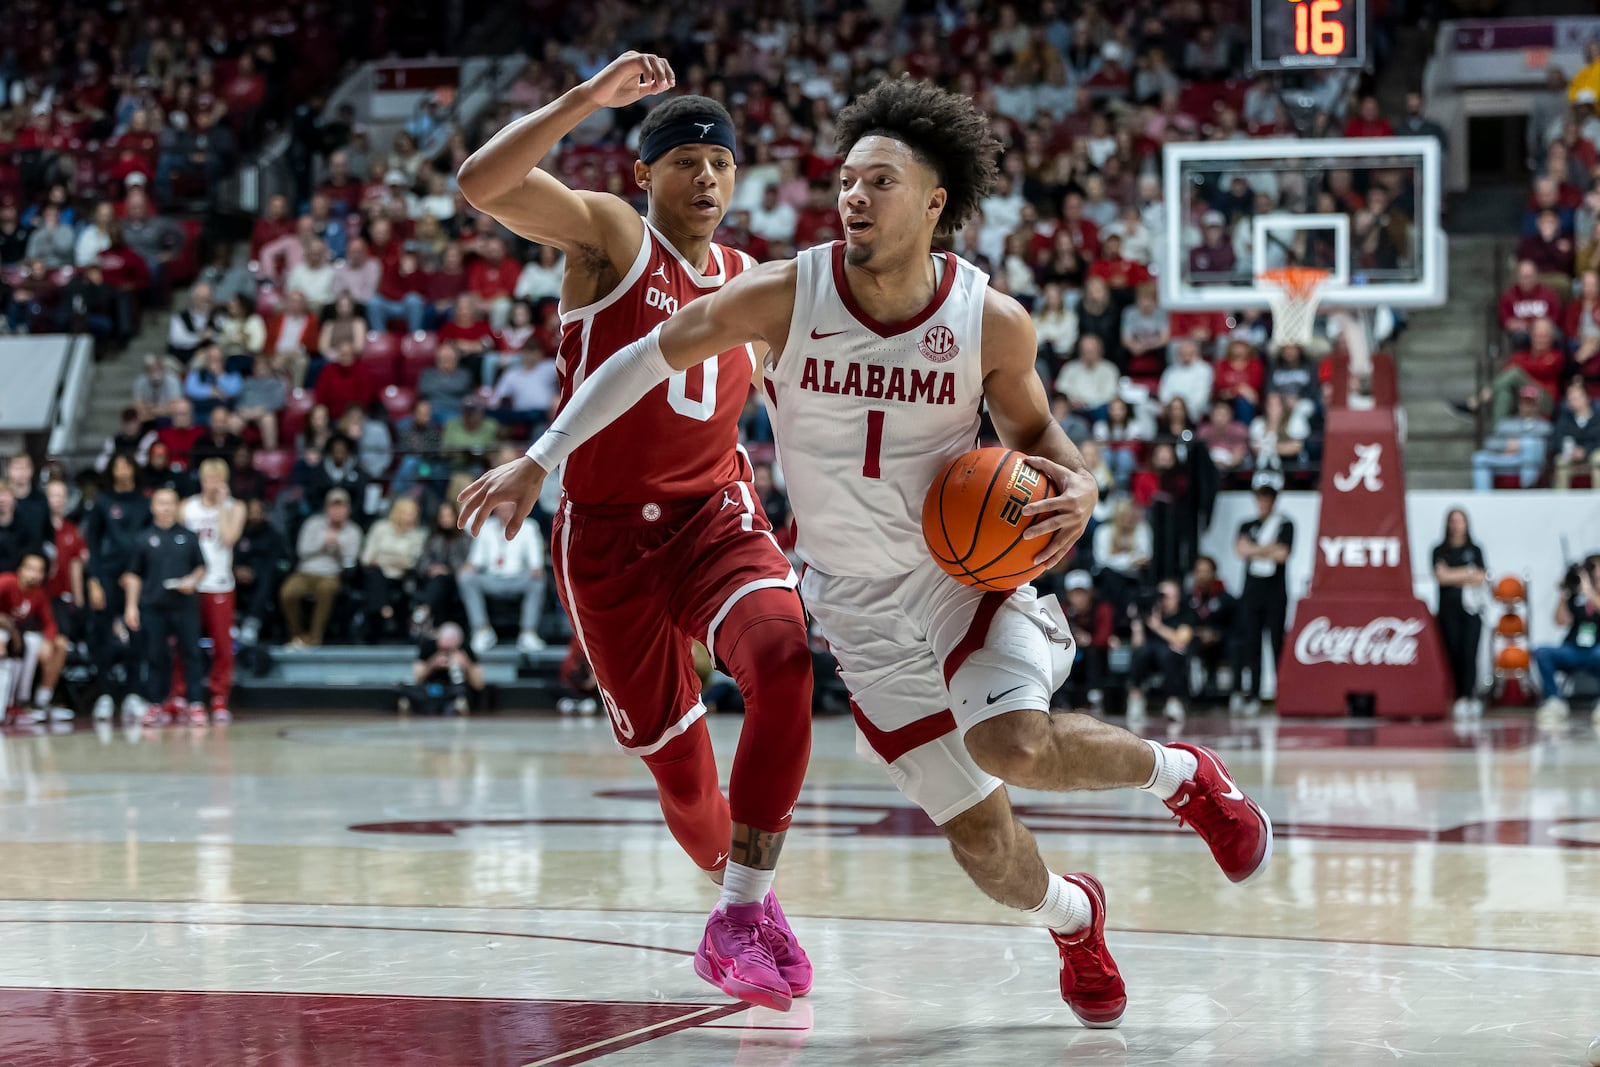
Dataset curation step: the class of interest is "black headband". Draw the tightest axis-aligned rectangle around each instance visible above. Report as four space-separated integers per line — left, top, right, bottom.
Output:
640 112 738 164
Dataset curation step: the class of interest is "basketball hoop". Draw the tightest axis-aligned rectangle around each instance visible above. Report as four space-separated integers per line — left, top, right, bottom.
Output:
1258 266 1330 348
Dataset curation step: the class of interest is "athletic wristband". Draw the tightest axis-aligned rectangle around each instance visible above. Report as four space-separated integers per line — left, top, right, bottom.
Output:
525 324 674 471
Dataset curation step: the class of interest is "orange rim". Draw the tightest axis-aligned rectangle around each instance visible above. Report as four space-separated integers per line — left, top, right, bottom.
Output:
1258 266 1331 301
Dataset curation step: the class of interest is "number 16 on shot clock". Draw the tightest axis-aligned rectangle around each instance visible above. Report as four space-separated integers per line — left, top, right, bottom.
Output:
1293 0 1344 57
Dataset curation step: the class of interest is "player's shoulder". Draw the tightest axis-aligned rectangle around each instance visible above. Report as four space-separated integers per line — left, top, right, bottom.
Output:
979 284 1036 346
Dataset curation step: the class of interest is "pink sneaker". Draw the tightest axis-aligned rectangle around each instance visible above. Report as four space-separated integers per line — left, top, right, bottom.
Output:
762 890 812 998
694 902 792 1011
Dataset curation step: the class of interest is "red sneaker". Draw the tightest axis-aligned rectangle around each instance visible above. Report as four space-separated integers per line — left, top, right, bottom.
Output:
1163 744 1274 885
187 703 210 727
210 700 232 723
141 701 168 727
1051 873 1126 1028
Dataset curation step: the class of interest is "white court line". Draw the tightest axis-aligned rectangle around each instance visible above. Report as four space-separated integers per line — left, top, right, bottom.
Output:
519 1005 728 1067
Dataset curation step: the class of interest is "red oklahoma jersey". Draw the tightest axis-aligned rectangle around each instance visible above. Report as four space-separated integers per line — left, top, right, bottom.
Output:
555 221 756 506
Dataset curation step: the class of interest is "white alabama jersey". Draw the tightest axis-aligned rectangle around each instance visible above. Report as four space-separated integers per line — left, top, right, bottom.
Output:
765 242 988 578
182 496 235 594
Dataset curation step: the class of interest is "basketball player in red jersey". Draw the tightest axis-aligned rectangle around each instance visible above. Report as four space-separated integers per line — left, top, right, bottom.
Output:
455 52 814 1011
462 79 1273 1027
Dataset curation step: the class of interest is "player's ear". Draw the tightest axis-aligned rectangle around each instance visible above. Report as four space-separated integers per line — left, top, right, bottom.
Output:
926 186 947 224
633 160 651 193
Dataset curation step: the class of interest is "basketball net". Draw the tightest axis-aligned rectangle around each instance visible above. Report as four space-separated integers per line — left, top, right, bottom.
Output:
1258 266 1329 349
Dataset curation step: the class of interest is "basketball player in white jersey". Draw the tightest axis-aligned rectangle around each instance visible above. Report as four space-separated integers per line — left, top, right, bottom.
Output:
176 458 245 723
461 79 1273 1026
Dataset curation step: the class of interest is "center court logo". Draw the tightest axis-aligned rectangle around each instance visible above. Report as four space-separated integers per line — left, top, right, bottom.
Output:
918 324 958 363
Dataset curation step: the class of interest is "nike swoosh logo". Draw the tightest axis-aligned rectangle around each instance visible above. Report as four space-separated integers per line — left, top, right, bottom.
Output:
810 328 847 340
1204 750 1245 800
986 684 1026 705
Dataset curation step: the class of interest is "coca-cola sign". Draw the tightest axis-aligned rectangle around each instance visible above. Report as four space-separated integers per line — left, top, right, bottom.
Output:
1293 616 1424 666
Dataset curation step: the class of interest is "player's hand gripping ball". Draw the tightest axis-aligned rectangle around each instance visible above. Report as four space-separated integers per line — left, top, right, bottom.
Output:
923 448 1059 591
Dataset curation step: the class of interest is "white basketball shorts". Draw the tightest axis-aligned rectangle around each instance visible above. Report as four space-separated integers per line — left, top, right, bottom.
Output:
801 558 1076 825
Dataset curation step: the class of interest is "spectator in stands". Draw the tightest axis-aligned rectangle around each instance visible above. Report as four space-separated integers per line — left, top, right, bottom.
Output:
250 195 296 258
1032 283 1078 371
234 358 286 451
0 201 30 266
459 503 546 656
1056 570 1113 710
1524 178 1576 238
339 406 393 481
419 343 475 422
1120 283 1169 371
1552 379 1600 490
190 407 244 471
313 340 377 418
185 344 242 421
297 405 334 456
1266 343 1320 414
1533 553 1600 725
265 289 318 389
288 240 336 312
168 283 220 362
132 354 185 424
1214 340 1265 422
1189 212 1236 280
1087 233 1149 302
1199 399 1250 474
488 340 559 433
401 621 485 715
515 244 565 309
467 238 520 331
121 189 184 292
368 249 429 335
1398 92 1448 152
359 498 426 643
305 435 371 524
483 300 539 386
1457 317 1567 421
1053 335 1120 422
317 294 368 365
23 204 74 269
1231 483 1293 717
1250 392 1311 475
442 398 499 473
412 501 469 633
229 444 268 504
1159 338 1214 417
1519 208 1577 285
1186 554 1235 694
1093 398 1148 488
6 456 47 549
75 203 116 269
1126 578 1194 724
280 488 362 648
1566 271 1600 375
425 247 471 331
234 499 290 647
437 293 497 368
318 151 364 213
141 441 188 496
1092 498 1152 610
391 398 447 501
1074 276 1122 367
332 238 382 314
0 485 42 574
1343 95 1394 138
217 294 266 370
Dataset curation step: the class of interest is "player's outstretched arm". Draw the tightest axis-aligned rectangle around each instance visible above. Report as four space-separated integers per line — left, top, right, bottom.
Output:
979 291 1099 571
456 261 797 539
457 52 673 256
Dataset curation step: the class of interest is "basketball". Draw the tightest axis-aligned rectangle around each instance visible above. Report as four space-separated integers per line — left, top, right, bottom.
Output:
922 447 1057 591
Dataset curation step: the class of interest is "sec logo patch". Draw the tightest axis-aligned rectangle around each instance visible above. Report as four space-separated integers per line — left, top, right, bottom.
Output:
919 324 958 363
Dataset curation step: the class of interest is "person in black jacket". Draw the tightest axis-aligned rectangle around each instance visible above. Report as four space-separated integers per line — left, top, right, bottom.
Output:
1230 483 1294 716
1432 508 1489 719
121 488 207 726
234 497 292 647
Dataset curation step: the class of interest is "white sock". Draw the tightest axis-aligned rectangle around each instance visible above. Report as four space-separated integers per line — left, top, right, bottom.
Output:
35 686 52 707
1139 739 1198 800
718 861 776 909
1029 872 1092 936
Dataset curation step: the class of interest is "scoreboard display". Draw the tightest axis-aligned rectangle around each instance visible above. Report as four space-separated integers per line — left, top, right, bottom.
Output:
1251 0 1367 72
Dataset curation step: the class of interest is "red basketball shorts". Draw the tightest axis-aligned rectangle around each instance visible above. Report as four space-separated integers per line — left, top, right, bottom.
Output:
550 480 798 754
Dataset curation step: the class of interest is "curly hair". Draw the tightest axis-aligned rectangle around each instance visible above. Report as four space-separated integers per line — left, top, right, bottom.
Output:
834 78 1001 237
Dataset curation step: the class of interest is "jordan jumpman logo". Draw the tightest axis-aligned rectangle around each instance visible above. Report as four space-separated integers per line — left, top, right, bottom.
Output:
721 491 736 510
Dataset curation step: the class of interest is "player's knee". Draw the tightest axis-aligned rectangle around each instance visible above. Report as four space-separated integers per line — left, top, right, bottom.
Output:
722 611 813 698
964 711 1051 782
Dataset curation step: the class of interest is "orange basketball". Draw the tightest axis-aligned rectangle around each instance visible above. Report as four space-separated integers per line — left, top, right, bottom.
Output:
923 447 1057 591
1496 646 1530 672
1494 613 1526 638
1494 575 1526 603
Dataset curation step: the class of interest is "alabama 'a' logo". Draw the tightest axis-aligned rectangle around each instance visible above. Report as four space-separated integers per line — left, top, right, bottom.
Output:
919 324 958 363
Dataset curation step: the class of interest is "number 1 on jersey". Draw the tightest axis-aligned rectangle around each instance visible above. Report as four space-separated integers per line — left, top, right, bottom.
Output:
863 409 884 479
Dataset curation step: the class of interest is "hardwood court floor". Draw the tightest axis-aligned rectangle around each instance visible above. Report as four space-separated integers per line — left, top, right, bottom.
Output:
1 710 1596 1065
